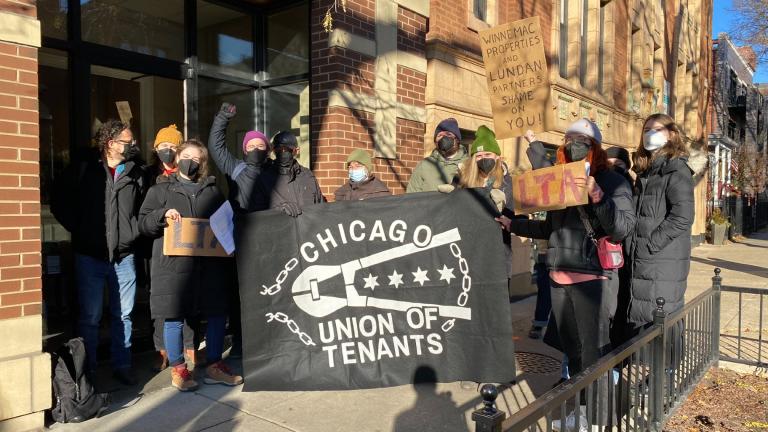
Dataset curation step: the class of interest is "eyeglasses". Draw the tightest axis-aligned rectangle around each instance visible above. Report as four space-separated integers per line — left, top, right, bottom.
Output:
114 139 137 146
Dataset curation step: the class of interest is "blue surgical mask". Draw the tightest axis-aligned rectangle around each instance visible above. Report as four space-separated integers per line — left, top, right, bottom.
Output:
349 167 368 183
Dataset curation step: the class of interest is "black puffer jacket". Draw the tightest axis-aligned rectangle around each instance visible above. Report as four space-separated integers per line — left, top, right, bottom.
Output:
52 158 145 262
208 112 266 213
138 175 234 319
509 168 636 277
626 156 694 326
248 160 325 211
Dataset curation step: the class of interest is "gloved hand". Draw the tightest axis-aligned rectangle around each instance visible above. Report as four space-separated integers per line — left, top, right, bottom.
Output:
489 188 506 212
279 202 302 217
437 184 455 193
219 102 237 119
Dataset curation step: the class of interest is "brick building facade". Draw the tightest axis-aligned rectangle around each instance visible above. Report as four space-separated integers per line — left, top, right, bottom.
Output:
0 0 713 429
0 1 51 430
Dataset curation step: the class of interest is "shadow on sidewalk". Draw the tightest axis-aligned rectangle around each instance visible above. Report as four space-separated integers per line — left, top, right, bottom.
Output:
691 256 768 279
392 366 469 432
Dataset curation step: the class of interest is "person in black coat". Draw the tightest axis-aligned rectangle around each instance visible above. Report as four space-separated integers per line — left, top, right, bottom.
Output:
139 140 243 392
497 119 636 426
625 113 694 331
51 120 144 385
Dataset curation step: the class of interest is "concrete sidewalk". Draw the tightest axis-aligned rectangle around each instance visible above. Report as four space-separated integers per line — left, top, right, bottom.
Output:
49 233 768 432
49 296 563 432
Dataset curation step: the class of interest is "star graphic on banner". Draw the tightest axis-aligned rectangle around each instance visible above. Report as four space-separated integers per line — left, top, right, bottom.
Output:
412 267 430 287
363 273 379 291
437 264 456 284
388 270 404 289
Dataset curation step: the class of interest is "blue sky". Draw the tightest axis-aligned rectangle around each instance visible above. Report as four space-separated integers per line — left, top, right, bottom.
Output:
712 0 768 83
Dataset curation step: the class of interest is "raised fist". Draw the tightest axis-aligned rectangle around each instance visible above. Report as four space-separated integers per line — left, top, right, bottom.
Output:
219 102 236 119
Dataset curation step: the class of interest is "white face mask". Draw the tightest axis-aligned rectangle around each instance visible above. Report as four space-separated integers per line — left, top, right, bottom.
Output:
643 130 667 151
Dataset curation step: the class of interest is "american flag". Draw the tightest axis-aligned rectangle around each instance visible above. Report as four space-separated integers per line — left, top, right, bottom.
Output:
731 157 739 174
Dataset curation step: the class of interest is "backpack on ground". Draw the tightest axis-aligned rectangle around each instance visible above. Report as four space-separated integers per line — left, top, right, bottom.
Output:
50 337 109 423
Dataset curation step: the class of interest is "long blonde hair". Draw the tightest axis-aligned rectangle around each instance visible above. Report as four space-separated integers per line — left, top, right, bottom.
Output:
459 157 504 188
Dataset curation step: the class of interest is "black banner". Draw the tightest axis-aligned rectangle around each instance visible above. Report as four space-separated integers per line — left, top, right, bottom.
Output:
235 189 516 391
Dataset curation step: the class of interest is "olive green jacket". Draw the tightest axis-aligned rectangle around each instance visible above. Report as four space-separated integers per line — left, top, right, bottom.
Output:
406 147 468 193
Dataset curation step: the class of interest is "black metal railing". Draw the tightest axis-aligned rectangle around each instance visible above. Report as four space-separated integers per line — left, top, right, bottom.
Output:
473 269 723 432
719 285 768 368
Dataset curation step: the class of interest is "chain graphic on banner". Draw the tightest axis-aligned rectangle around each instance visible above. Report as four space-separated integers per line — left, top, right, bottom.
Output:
265 312 316 346
442 242 472 332
260 258 299 296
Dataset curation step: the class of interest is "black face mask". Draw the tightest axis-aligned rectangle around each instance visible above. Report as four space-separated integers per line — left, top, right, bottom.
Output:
276 149 295 167
476 158 496 174
122 143 139 160
157 148 176 165
437 136 456 154
245 148 269 165
178 159 200 179
565 140 591 161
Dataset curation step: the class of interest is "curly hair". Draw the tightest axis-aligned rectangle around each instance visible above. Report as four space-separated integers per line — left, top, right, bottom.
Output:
97 119 130 158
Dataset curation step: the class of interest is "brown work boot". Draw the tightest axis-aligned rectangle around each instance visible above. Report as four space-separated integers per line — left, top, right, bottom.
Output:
153 350 169 372
171 364 199 392
204 361 243 386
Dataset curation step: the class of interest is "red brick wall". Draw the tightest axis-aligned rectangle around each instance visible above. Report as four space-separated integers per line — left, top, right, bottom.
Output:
311 0 426 199
0 9 42 320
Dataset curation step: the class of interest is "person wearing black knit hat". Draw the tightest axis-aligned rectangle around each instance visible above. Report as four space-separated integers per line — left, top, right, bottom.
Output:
406 118 468 193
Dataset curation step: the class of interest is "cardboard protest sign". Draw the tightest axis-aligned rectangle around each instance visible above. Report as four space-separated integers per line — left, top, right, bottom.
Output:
163 217 232 257
235 190 516 390
512 161 589 214
479 16 551 140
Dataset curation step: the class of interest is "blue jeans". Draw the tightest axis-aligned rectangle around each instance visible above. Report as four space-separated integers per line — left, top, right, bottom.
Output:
76 253 136 371
532 261 552 326
165 315 226 367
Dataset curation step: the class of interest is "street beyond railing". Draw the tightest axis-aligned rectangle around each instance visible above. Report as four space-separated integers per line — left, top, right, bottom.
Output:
472 269 723 432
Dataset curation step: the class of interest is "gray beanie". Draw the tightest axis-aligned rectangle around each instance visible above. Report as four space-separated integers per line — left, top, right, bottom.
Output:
565 118 602 144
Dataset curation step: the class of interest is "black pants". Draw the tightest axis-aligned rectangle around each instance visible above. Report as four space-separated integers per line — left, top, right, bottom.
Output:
551 276 618 424
153 318 196 351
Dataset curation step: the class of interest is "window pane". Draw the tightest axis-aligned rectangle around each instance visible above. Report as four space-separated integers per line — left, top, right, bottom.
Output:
197 78 257 193
39 0 68 39
473 0 487 22
264 82 309 166
266 5 309 78
90 65 184 165
197 1 253 73
80 0 185 61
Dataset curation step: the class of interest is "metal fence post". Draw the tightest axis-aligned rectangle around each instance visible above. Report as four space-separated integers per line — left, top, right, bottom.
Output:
650 297 667 432
712 268 722 367
472 384 506 432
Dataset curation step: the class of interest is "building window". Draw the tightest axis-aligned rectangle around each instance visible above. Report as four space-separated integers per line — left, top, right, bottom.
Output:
579 0 589 87
598 3 605 92
473 0 488 21
197 1 253 74
559 0 569 78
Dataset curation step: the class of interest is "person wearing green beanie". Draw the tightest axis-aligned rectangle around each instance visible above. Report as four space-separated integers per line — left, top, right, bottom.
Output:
459 125 507 192
334 149 391 201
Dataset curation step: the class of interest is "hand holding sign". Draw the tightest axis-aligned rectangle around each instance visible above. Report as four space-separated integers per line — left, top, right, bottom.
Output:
511 161 590 214
165 208 181 222
586 177 604 203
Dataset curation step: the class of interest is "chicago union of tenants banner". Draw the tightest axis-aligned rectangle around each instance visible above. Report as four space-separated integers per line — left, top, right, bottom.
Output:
235 190 516 391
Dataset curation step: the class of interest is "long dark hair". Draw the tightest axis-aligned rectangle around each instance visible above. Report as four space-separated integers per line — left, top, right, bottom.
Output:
632 113 688 174
177 139 209 182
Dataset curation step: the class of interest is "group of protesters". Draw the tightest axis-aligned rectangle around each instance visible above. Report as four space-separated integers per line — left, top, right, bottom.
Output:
51 97 696 412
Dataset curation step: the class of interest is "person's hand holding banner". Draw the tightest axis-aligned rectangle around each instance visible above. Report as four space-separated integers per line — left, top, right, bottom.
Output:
165 208 181 222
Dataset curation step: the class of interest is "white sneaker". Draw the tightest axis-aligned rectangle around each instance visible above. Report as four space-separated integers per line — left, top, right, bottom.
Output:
552 407 602 432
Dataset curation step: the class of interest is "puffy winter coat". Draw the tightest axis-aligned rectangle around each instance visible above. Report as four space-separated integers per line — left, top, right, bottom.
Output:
138 175 234 319
626 156 694 326
509 168 636 277
334 176 391 201
52 157 145 262
207 112 265 213
406 147 468 193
